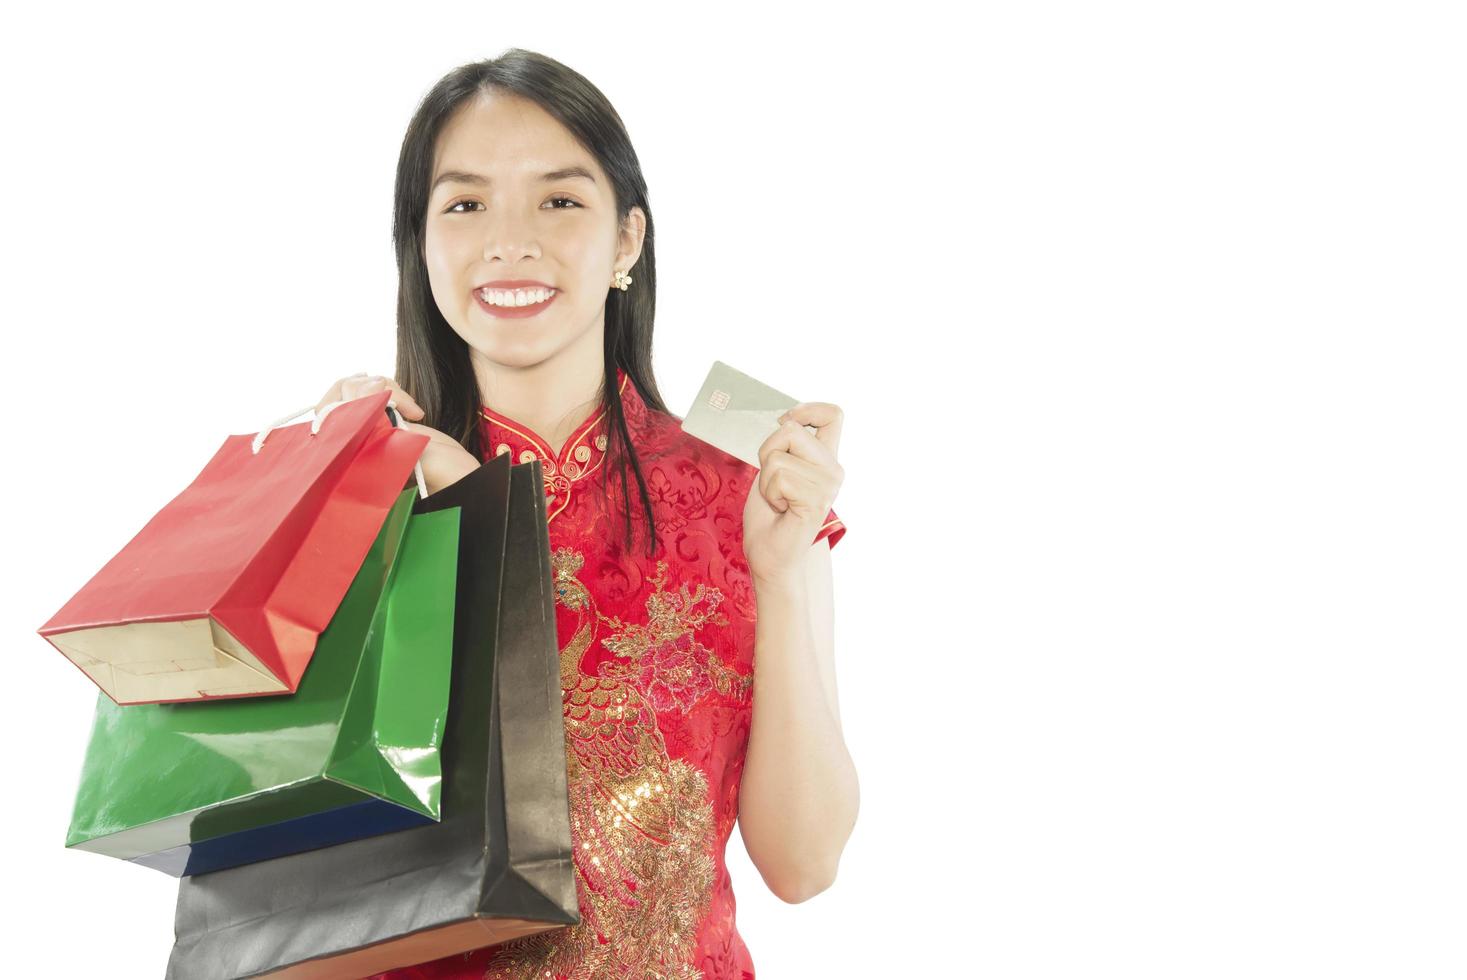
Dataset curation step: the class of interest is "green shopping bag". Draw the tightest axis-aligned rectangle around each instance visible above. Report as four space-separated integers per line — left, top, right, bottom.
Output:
64 485 458 876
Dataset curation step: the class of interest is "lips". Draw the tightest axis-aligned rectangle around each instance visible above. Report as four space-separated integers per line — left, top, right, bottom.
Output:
473 279 555 290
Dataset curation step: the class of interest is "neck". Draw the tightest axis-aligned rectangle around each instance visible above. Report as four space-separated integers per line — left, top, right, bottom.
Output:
471 337 608 459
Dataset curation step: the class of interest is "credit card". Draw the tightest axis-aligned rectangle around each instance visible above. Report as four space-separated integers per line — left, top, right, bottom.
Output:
680 360 816 468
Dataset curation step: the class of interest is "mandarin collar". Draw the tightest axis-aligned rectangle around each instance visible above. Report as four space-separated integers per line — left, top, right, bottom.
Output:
479 367 641 520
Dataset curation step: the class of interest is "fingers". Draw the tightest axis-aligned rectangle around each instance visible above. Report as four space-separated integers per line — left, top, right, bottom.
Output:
330 373 426 420
757 454 823 515
756 414 844 516
314 372 371 414
758 418 836 469
776 401 843 454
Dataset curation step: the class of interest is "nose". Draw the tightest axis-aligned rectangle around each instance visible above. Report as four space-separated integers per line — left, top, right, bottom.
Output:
482 213 542 263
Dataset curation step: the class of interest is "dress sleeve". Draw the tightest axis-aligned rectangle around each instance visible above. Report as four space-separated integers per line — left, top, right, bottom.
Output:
813 507 846 549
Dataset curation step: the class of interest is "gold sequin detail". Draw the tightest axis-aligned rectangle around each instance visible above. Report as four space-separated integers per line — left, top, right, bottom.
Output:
481 549 739 979
594 433 608 452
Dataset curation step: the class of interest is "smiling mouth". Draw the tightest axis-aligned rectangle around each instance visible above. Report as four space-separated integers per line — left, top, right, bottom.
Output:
476 286 558 307
474 286 560 318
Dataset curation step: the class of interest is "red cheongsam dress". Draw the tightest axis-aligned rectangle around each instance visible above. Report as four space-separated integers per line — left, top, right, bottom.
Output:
370 366 845 979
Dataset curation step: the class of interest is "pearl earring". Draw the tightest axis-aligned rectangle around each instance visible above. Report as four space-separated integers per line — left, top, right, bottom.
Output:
611 269 633 291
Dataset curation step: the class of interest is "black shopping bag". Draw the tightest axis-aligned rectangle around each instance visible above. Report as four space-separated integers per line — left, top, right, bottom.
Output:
167 455 578 978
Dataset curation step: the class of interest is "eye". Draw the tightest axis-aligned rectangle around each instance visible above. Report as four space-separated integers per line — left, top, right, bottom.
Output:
444 197 583 214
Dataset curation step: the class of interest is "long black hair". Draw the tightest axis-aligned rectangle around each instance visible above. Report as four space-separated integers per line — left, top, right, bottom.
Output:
391 49 666 558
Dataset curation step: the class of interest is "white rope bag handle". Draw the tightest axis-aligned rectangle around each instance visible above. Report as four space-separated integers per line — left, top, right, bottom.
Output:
250 397 429 500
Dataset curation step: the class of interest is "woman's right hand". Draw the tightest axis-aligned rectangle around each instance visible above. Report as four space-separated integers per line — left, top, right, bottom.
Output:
316 372 481 496
316 371 425 421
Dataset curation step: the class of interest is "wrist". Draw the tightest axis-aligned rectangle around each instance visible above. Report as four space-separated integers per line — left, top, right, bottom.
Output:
752 570 806 599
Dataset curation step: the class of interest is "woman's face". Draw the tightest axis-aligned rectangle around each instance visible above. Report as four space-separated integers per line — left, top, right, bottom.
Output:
424 91 643 370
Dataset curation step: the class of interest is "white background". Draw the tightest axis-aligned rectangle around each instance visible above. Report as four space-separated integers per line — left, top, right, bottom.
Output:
4 1 1464 977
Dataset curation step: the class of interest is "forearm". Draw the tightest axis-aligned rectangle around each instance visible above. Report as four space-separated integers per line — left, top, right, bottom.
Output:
738 575 860 899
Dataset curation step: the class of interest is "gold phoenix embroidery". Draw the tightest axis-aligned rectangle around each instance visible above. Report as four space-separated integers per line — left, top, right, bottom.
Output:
482 550 749 980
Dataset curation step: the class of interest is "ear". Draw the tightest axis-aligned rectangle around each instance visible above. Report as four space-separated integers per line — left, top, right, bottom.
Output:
615 205 647 274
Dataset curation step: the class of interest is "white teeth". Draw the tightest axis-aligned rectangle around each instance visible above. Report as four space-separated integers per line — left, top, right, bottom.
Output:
479 287 555 307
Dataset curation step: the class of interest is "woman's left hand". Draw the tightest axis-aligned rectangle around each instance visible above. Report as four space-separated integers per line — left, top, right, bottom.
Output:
742 401 845 589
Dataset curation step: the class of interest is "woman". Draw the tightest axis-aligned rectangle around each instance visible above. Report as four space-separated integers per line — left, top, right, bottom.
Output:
318 50 858 979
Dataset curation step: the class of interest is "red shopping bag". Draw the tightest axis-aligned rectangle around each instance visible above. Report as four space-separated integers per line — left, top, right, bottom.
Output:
37 390 429 706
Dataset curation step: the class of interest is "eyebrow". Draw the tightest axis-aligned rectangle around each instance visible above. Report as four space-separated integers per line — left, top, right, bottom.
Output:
431 166 597 192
